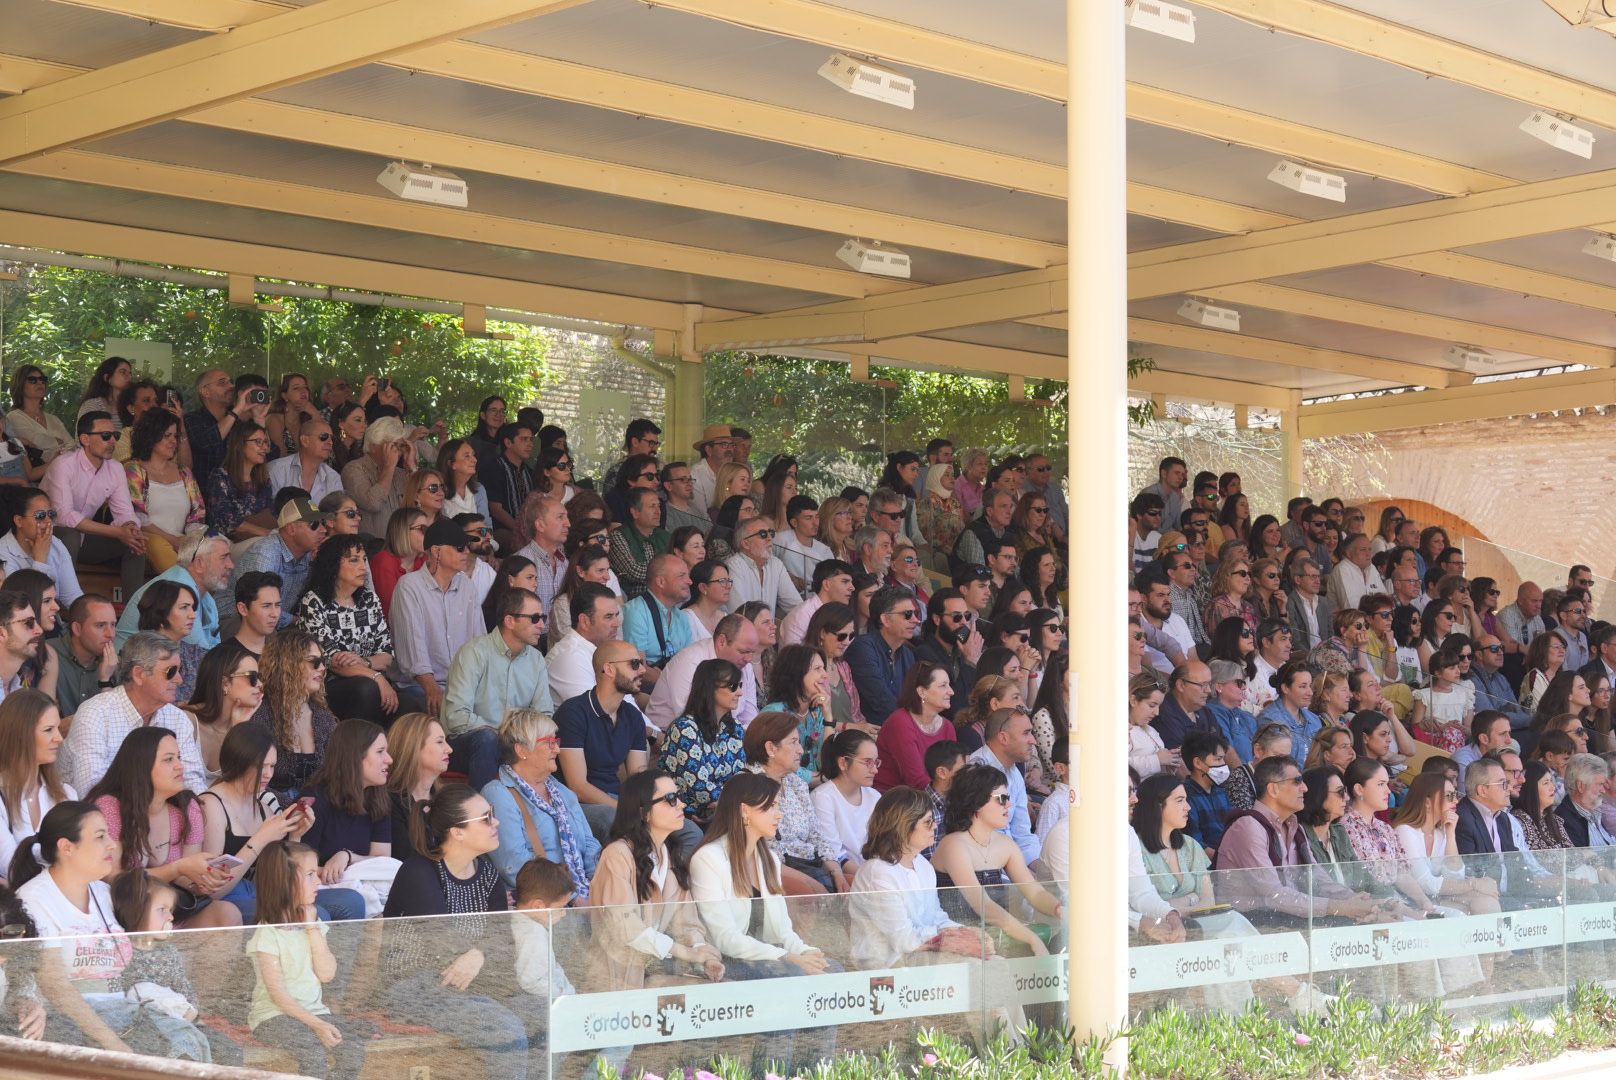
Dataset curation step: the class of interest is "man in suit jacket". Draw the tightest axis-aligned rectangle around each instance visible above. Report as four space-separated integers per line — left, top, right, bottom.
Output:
1555 753 1616 849
1455 756 1517 891
1286 556 1335 652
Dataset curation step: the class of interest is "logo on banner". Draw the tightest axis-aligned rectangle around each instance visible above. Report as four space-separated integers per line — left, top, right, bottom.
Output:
655 995 686 1038
1372 929 1389 962
869 977 894 1016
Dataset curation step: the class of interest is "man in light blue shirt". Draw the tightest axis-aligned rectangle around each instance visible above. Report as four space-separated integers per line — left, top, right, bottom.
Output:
116 533 232 649
443 586 553 789
966 707 1041 864
622 554 693 672
265 415 344 504
220 499 327 634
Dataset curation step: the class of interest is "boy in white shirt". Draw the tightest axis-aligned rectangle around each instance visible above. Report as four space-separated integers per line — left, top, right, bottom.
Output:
512 858 578 1003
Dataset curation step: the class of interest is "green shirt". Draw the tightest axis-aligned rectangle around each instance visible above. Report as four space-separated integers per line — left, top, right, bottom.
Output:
248 923 329 1029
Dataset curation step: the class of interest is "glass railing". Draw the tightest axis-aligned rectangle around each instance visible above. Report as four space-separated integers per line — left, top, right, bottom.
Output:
1455 535 1611 623
21 845 1616 1077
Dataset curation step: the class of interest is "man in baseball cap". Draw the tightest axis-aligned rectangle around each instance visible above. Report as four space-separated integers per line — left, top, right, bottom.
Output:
222 496 330 631
393 518 483 716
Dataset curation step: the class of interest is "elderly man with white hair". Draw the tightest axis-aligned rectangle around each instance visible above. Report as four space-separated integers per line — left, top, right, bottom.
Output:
340 414 414 536
115 531 234 649
1556 753 1616 848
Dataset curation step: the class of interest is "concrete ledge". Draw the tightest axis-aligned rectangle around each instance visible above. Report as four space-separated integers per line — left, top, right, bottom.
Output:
1483 1048 1616 1079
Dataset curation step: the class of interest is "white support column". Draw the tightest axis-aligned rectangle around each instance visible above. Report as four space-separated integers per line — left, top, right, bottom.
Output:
1282 388 1305 499
1068 0 1128 1065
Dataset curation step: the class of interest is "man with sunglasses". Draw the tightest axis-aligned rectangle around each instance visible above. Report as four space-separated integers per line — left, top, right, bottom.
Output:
846 586 919 727
393 518 487 717
49 592 120 723
61 631 207 795
443 587 554 789
868 488 907 543
116 532 232 650
723 515 801 618
0 590 41 709
1469 634 1531 732
601 418 663 492
266 415 342 504
913 587 982 717
43 411 146 594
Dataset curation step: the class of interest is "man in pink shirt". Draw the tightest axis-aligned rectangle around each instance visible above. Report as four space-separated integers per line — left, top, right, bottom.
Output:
43 410 146 595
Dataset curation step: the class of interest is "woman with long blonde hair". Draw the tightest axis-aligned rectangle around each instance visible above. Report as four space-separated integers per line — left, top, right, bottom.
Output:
383 712 451 863
817 496 857 561
0 689 73 874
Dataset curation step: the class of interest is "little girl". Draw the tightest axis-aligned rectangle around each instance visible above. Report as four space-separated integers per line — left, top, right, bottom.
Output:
112 871 242 1066
247 842 373 1079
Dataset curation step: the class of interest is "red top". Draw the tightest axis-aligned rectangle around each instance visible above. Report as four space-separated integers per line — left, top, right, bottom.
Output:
873 708 958 792
370 550 426 619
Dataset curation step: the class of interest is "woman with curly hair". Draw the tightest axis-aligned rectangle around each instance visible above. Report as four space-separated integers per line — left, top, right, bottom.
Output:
243 630 340 801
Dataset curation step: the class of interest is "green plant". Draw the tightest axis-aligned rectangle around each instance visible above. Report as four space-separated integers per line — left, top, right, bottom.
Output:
592 982 1616 1080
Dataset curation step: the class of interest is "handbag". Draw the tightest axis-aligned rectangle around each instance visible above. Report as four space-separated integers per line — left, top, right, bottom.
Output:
168 882 211 922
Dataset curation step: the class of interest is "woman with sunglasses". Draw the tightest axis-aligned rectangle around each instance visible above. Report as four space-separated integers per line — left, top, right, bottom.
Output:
204 422 275 542
316 491 361 536
1392 771 1501 917
816 495 857 563
1417 600 1460 674
1202 558 1258 640
588 770 724 991
1248 557 1289 625
482 707 598 894
535 445 577 504
1127 615 1150 677
403 466 447 528
1370 506 1405 555
931 763 1062 958
7 366 71 465
125 410 206 575
296 534 412 725
1128 671 1174 778
381 785 544 1079
185 641 262 776
0 490 73 610
371 507 427 620
804 601 869 733
244 631 341 803
658 658 748 828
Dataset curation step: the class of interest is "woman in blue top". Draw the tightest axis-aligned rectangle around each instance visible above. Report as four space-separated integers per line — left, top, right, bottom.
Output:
763 643 832 783
1257 660 1323 748
480 707 598 896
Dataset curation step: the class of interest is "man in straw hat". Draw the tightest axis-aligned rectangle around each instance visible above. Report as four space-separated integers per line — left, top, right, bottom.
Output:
689 423 733 520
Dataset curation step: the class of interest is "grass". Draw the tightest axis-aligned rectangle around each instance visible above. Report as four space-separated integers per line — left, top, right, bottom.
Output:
594 982 1616 1079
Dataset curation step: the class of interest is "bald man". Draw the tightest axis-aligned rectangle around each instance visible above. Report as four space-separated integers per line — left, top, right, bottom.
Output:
555 639 648 836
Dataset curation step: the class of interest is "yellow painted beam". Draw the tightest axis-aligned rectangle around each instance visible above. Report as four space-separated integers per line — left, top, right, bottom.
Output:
0 55 78 94
1299 368 1616 438
1127 85 1511 197
11 150 906 300
694 266 1066 349
1127 318 1459 388
1197 0 1616 132
0 209 685 329
1130 165 1616 299
1127 183 1294 234
1201 282 1616 369
1129 367 1293 410
0 0 586 166
48 0 279 31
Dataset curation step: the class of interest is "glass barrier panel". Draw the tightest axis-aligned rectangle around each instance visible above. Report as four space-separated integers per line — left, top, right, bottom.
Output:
1127 866 1312 1023
1456 535 1611 623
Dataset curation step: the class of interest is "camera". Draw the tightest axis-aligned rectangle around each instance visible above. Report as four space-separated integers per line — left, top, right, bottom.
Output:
378 377 392 393
248 387 270 406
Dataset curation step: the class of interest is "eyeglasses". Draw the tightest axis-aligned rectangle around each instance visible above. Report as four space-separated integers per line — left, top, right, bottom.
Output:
8 616 36 631
708 577 733 587
313 432 332 442
304 655 326 669
890 609 920 621
245 438 270 449
1571 727 1589 737
1349 622 1367 631
652 791 683 808
85 431 117 442
832 629 855 642
1482 644 1503 653
337 508 359 519
1029 506 1048 514
457 811 496 827
746 529 777 542
158 663 181 681
941 612 969 623
1576 578 1596 588
555 461 574 471
1277 775 1306 787
23 375 46 386
423 483 442 494
29 509 57 523
1010 631 1031 643
873 510 903 521
1131 632 1146 642
1231 569 1250 578
609 658 647 670
635 472 657 482
509 611 547 624
989 793 1012 806
227 670 263 687
1238 628 1253 638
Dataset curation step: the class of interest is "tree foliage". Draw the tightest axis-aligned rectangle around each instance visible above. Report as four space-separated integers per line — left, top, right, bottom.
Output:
0 266 555 431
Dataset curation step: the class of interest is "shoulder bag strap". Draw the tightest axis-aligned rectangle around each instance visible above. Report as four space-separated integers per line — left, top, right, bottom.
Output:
505 783 547 860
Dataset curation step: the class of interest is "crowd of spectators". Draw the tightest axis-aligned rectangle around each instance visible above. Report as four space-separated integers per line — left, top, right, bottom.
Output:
0 364 1070 1076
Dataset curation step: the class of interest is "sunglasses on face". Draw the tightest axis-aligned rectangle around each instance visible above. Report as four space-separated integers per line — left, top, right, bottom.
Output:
468 526 492 537
7 616 35 631
423 483 442 494
510 611 547 624
458 811 496 827
304 655 326 669
1029 506 1048 514
635 472 657 482
228 670 263 687
85 431 117 442
652 791 682 808
890 609 920 621
832 629 855 642
610 658 647 670
312 432 333 442
747 529 777 542
158 663 181 681
1231 569 1250 577
28 509 57 523
337 508 359 519
1132 632 1146 642
1239 628 1253 638
715 681 740 692
989 793 1012 806
23 376 46 386
555 461 574 471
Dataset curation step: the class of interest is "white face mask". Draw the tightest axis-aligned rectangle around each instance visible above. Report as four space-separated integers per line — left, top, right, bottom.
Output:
1207 764 1231 786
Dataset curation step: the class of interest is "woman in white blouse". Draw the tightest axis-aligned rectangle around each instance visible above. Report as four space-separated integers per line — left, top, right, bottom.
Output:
6 366 72 464
849 787 994 970
1391 770 1500 917
689 771 837 1070
810 729 880 874
0 690 75 878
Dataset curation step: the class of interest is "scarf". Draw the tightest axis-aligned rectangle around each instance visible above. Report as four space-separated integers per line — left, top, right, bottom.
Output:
506 766 590 899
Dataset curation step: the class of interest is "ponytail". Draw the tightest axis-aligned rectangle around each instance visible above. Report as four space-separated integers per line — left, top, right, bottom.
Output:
9 800 99 889
421 785 481 861
820 728 873 780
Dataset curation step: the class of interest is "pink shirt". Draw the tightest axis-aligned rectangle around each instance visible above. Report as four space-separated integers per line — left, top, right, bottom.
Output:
94 794 204 868
44 448 136 529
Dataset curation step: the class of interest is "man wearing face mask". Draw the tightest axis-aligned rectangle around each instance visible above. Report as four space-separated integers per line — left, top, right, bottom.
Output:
1181 729 1233 859
913 587 982 718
